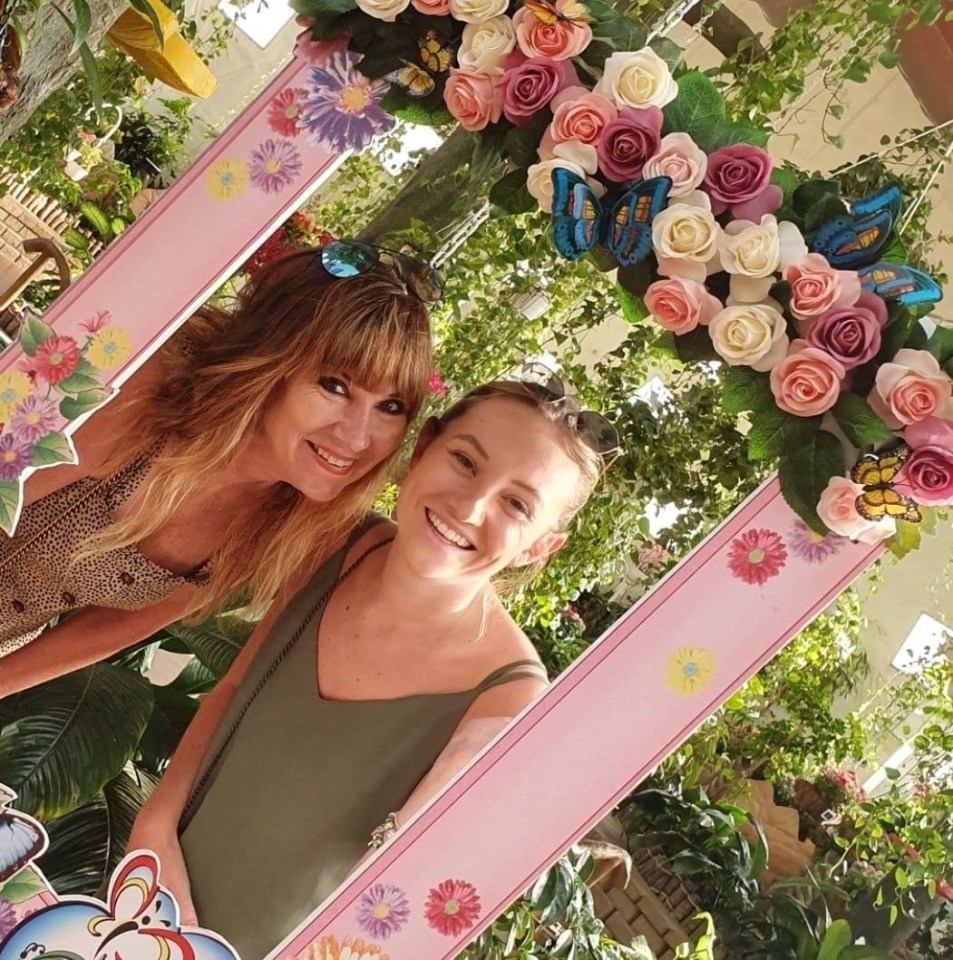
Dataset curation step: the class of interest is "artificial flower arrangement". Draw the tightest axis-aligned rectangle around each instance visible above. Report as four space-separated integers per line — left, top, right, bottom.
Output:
291 0 949 555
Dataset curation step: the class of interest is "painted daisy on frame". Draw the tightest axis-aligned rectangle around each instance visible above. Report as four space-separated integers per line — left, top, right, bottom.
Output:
10 395 58 443
0 370 32 420
424 879 482 937
787 518 844 564
298 53 395 154
665 646 716 696
726 527 788 585
87 327 132 369
206 157 249 201
267 87 306 138
249 138 303 195
355 883 410 939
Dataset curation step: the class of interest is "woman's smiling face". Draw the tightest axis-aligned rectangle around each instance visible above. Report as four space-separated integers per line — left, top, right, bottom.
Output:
394 397 582 582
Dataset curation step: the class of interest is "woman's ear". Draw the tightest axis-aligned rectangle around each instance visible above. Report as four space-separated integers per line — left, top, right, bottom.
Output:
510 530 569 568
410 417 441 468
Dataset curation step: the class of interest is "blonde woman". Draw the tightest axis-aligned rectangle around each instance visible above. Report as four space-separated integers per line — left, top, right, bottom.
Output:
0 242 436 696
129 378 618 959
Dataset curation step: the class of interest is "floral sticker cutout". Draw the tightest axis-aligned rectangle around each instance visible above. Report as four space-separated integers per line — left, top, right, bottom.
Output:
299 53 395 154
249 138 304 195
424 879 481 937
0 311 129 533
298 934 389 960
355 883 410 940
206 157 249 201
267 87 307 138
726 527 788 585
665 646 716 696
787 518 845 564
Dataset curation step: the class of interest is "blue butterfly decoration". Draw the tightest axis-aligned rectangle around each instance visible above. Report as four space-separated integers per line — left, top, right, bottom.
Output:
551 168 672 267
0 784 47 884
810 184 942 306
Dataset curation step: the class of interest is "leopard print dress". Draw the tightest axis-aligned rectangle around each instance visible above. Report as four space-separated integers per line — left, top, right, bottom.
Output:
0 443 208 657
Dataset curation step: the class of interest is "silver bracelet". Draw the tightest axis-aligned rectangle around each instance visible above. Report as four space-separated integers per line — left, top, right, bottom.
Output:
368 812 401 849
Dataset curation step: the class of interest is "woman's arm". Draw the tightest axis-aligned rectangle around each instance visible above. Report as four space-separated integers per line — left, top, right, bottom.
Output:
126 599 287 924
0 588 196 699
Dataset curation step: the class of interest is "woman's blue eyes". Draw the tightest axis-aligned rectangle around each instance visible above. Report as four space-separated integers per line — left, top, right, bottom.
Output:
450 452 530 516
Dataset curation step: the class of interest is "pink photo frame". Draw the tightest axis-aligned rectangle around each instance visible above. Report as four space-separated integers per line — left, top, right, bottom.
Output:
0 43 888 960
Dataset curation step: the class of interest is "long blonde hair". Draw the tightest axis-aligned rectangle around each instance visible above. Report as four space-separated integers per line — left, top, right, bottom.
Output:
82 248 432 615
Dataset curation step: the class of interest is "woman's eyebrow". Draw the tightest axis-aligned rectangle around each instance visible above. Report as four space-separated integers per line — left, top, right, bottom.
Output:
457 433 490 459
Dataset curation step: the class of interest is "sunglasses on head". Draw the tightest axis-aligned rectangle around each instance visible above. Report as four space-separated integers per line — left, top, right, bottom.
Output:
515 363 622 457
319 239 444 303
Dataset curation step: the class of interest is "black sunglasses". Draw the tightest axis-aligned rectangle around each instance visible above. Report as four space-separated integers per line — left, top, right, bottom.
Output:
516 363 621 457
320 239 444 303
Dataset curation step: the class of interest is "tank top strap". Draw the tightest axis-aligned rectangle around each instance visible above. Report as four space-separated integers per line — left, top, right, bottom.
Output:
474 658 548 693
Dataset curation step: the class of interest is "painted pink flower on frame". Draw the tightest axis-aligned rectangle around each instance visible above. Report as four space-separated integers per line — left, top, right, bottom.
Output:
267 88 306 137
355 883 410 939
79 310 111 334
249 138 304 194
787 518 844 564
424 879 482 937
726 528 787 585
32 335 80 385
10 395 59 443
0 433 33 480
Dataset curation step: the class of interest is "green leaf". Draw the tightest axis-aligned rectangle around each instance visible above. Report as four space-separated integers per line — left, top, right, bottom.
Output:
78 43 102 114
136 684 199 777
19 313 55 355
69 0 91 54
0 866 49 904
648 37 682 69
886 519 921 558
616 259 654 298
722 365 773 416
488 170 536 216
830 393 895 448
917 0 941 24
696 121 769 153
923 323 953 365
79 200 113 242
878 308 919 362
30 432 76 468
805 193 850 234
0 480 22 535
778 430 845 534
589 17 647 55
60 388 110 420
866 1 895 22
662 71 726 144
793 179 841 218
746 406 788 460
817 919 852 960
673 325 718 363
0 664 154 819
38 797 108 895
290 0 357 15
469 131 505 185
841 948 903 960
55 358 102 395
503 117 549 169
878 50 901 69
128 0 166 47
771 167 800 203
615 284 648 324
163 615 254 679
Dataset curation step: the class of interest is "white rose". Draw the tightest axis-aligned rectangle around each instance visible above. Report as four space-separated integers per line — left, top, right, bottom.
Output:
594 48 678 109
550 138 597 175
709 304 790 371
727 274 780 308
652 202 721 282
527 159 586 213
719 215 780 278
449 0 509 24
778 220 808 270
356 0 411 21
458 16 516 75
642 132 707 197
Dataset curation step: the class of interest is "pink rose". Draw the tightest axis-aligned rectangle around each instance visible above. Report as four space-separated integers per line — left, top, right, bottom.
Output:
817 475 896 543
444 69 504 132
894 417 953 505
783 253 861 322
596 105 663 184
805 292 887 370
512 6 592 60
412 0 452 11
644 277 721 335
703 143 782 219
498 55 578 126
869 348 953 429
545 89 617 151
642 132 707 196
769 339 845 416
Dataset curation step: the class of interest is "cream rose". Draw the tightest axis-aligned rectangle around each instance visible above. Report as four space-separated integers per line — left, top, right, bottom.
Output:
708 303 789 371
449 0 509 23
457 16 516 75
594 48 678 110
355 0 411 21
642 132 707 197
719 215 781 278
527 157 587 213
651 201 722 283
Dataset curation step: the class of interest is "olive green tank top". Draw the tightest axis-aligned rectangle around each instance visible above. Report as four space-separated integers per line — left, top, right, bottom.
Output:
177 520 546 960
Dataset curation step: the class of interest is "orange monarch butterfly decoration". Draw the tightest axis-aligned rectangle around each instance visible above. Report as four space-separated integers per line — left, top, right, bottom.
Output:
387 30 453 98
523 0 596 26
850 442 922 523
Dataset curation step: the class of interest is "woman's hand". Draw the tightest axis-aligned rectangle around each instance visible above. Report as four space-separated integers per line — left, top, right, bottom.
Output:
127 810 198 926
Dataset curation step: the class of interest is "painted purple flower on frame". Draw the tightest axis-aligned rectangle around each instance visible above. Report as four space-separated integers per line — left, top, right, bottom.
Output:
0 898 16 939
0 433 33 480
299 53 395 154
787 518 845 564
10 395 59 444
249 138 304 195
355 882 410 940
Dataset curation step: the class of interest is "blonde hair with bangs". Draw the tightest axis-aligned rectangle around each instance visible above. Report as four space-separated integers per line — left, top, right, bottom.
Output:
80 248 432 616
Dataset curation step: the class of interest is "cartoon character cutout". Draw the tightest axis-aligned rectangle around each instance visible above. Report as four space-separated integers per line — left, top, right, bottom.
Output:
0 851 239 960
